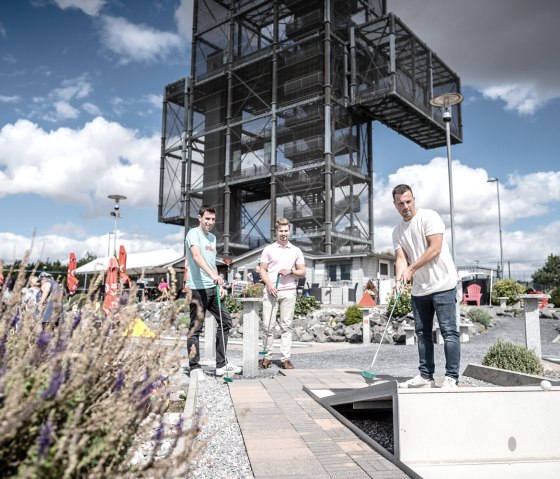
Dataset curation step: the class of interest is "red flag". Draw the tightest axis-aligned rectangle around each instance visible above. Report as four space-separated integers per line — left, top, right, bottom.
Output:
103 257 119 316
67 252 79 295
118 245 131 287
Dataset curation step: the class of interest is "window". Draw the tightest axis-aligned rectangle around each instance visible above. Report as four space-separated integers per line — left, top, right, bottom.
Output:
379 262 389 276
326 261 351 282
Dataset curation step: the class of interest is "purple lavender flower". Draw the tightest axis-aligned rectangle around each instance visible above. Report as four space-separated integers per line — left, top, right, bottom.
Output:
71 310 82 330
36 331 51 350
119 293 129 305
113 370 126 392
41 368 65 400
52 335 68 356
152 420 165 443
175 415 184 431
38 422 52 459
9 313 21 329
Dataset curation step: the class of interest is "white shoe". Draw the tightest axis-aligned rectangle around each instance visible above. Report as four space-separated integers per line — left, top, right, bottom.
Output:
190 368 205 382
441 376 459 389
215 363 242 376
399 374 435 389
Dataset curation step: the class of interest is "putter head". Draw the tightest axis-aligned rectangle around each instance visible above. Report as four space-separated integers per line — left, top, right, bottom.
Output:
223 376 233 383
259 351 267 355
361 371 377 379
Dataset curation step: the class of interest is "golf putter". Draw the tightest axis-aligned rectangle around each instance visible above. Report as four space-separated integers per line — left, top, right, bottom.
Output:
362 280 405 380
215 283 233 383
260 275 280 356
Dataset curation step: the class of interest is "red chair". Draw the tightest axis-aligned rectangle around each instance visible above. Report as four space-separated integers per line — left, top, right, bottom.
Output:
463 284 482 306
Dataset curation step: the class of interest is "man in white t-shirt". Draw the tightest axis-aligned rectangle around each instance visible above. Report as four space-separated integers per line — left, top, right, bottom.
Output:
392 184 460 389
259 217 305 370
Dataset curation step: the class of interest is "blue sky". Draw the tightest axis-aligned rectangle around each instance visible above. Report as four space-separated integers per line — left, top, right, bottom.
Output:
1 0 559 282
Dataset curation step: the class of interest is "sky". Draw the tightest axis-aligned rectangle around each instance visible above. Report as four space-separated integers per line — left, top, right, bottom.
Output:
0 0 559 282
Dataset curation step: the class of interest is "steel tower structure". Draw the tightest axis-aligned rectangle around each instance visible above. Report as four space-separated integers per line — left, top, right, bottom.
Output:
159 0 462 256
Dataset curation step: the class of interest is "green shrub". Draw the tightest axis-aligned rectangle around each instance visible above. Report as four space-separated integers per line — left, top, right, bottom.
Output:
240 283 264 298
491 279 526 306
295 295 321 317
225 294 242 314
467 308 493 328
344 304 363 325
550 287 560 307
482 338 544 375
0 257 199 477
385 284 412 318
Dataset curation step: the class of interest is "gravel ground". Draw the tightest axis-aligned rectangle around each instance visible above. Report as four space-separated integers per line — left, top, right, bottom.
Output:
183 313 559 478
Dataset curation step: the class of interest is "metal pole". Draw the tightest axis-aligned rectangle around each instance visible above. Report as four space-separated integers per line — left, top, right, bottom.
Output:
496 179 504 279
444 119 455 262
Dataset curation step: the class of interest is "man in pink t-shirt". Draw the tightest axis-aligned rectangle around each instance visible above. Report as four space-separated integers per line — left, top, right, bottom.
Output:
259 217 305 369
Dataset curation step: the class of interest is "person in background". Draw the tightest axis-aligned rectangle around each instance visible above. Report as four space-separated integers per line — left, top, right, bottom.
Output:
259 217 305 370
22 276 42 318
157 277 171 301
37 272 64 329
364 279 377 300
186 205 242 379
392 184 460 389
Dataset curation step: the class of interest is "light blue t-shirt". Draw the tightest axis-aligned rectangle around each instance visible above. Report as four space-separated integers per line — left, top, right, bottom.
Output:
186 227 217 289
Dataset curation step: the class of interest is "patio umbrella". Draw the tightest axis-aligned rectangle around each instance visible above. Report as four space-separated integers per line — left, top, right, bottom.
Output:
103 256 119 316
67 251 79 295
118 245 131 287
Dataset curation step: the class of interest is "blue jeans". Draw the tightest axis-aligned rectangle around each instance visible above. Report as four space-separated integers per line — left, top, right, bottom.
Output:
411 288 460 380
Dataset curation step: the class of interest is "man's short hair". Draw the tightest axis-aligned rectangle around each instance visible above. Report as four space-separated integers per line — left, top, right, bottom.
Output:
275 217 290 230
392 184 413 199
198 205 216 216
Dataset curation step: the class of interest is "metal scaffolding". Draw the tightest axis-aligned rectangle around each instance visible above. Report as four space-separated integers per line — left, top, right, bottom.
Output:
159 0 462 256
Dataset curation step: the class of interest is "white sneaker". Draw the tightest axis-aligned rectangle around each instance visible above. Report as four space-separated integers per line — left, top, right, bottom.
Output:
215 363 242 376
399 374 435 389
441 376 459 389
190 368 205 382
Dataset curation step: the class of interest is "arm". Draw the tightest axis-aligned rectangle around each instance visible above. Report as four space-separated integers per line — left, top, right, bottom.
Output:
259 260 276 297
190 244 222 285
291 263 305 278
398 233 443 284
37 282 52 309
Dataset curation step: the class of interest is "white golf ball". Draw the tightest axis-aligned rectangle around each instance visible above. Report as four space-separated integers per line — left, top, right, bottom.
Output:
540 380 552 391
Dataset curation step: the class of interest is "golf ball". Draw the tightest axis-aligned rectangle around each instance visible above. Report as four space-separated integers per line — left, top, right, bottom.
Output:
540 380 552 391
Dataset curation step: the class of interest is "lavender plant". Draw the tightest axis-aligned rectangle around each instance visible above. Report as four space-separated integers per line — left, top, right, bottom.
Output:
0 257 200 478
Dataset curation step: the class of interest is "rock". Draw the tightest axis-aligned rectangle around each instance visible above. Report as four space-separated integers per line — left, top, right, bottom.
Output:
329 333 346 342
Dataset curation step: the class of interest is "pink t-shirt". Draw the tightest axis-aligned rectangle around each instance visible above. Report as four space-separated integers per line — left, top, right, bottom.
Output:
260 242 304 291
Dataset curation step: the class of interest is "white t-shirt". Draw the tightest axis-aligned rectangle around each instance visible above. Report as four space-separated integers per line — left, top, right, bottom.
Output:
392 208 457 296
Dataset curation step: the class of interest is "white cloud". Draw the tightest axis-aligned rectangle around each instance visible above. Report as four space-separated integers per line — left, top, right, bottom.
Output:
53 0 106 16
0 95 21 103
482 85 548 116
0 117 161 209
82 101 101 115
98 15 183 64
27 75 93 122
389 0 560 114
175 0 193 42
372 158 560 268
0 21 6 38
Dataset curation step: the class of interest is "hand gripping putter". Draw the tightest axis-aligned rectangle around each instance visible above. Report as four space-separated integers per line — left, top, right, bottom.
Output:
362 280 405 380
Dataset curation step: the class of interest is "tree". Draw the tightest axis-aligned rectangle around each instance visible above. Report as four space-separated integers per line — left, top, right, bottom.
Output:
77 251 97 268
531 254 560 289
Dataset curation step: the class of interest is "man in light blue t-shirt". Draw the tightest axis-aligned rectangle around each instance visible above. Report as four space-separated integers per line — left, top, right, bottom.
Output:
186 205 241 379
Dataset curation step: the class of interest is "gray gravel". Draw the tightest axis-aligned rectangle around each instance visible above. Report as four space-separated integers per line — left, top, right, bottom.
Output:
184 313 559 478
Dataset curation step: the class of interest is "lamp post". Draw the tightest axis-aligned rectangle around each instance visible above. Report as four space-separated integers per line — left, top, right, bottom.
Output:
429 92 464 263
108 194 126 257
487 177 504 279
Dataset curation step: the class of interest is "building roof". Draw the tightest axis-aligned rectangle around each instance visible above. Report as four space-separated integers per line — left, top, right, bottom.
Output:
75 249 183 275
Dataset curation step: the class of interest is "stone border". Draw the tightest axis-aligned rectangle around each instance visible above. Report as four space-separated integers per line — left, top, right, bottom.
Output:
463 363 560 387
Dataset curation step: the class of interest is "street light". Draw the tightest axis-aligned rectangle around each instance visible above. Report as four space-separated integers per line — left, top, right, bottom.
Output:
108 194 126 257
487 177 504 279
430 92 464 263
